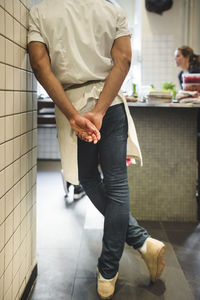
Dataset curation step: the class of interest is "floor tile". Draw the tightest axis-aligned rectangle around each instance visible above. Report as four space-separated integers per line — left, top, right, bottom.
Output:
187 280 200 300
30 249 76 300
71 277 98 300
165 230 200 250
162 221 199 232
75 229 103 279
29 160 198 300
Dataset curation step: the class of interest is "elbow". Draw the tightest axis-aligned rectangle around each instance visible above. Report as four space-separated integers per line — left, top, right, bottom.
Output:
121 53 132 71
30 59 51 80
30 60 43 75
115 53 132 74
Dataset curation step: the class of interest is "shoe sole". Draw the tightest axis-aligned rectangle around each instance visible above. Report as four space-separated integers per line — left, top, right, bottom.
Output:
97 291 114 300
154 244 166 282
74 191 86 200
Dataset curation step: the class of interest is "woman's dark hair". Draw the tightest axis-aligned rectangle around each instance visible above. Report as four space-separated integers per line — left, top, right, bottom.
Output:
178 45 200 68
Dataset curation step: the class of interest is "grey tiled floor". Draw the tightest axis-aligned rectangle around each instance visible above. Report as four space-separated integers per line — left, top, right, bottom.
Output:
29 160 200 300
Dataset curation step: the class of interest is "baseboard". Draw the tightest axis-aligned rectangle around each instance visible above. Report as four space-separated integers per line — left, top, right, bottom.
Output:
21 264 38 300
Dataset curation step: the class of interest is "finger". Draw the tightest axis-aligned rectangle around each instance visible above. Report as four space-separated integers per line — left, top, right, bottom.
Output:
84 135 92 142
96 131 101 140
83 131 96 142
82 119 101 140
91 133 97 142
85 119 99 133
92 131 101 141
80 132 93 143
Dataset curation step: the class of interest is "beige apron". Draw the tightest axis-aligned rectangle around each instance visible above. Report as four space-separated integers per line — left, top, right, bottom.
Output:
55 81 142 185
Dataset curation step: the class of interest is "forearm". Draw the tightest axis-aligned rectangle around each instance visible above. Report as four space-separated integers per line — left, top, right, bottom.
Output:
92 60 130 116
33 66 78 121
92 36 131 117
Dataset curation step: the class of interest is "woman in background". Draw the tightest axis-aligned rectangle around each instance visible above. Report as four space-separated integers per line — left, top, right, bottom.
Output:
174 45 200 88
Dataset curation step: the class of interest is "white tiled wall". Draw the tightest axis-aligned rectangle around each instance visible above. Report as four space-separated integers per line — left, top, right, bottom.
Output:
0 0 37 299
37 126 60 160
142 35 177 90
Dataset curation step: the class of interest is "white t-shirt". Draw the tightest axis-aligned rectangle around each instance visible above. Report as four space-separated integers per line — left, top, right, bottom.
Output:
28 0 131 89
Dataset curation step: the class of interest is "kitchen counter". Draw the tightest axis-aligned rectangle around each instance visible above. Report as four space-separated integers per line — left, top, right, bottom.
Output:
127 101 200 108
127 102 199 221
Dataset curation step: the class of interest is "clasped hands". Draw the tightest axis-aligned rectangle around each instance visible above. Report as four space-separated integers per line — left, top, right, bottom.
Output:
69 111 103 144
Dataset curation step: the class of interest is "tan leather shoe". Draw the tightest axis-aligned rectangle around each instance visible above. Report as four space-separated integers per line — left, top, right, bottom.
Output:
96 269 118 299
141 237 166 282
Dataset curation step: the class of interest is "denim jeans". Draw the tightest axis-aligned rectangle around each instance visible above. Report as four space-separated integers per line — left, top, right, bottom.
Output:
78 103 149 279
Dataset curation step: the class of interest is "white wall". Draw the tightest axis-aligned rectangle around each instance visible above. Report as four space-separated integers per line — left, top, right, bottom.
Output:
117 0 200 91
115 0 135 26
142 0 185 41
140 0 186 89
188 0 200 53
0 0 37 299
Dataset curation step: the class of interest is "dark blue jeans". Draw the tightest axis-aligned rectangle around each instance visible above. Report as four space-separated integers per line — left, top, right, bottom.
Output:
78 104 149 279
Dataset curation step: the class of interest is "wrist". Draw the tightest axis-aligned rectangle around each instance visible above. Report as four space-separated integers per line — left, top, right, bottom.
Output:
68 110 80 122
91 107 106 118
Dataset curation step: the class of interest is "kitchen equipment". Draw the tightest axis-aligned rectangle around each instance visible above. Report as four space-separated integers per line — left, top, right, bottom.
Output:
182 74 200 92
147 91 172 104
182 73 200 84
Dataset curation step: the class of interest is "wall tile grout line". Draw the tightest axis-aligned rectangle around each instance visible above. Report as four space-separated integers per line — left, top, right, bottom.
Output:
0 62 34 74
0 1 38 297
2 5 29 31
0 33 28 52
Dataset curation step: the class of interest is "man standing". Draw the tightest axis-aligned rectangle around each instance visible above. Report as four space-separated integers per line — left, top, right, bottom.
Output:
28 0 166 298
